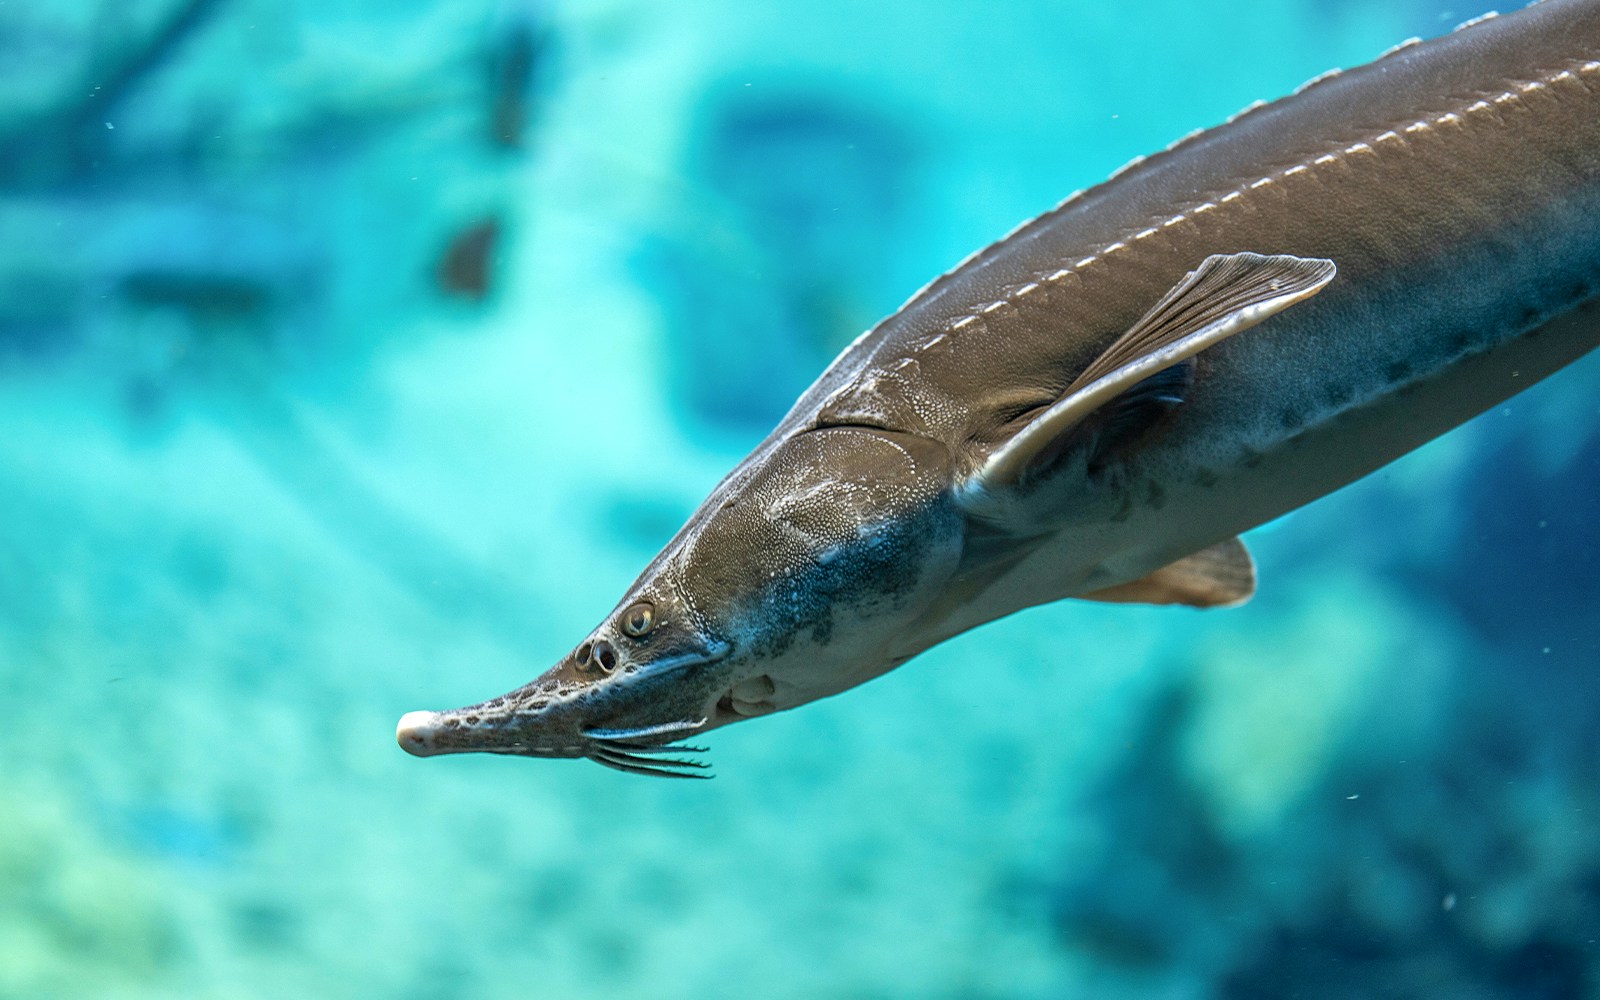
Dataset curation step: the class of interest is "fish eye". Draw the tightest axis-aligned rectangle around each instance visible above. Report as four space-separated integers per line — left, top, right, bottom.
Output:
620 602 656 638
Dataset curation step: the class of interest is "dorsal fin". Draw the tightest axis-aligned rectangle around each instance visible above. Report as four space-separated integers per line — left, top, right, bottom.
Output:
1079 537 1256 608
958 252 1336 504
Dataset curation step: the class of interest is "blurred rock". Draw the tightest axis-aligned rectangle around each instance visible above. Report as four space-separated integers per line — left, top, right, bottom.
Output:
636 88 919 432
1424 424 1600 670
437 216 505 302
1051 591 1600 999
0 0 552 392
0 782 183 996
484 15 555 151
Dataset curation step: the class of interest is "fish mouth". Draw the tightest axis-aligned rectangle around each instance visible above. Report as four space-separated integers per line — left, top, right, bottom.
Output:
396 711 713 778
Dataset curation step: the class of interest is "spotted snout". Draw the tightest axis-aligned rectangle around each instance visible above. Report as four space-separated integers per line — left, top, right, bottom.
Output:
393 695 592 759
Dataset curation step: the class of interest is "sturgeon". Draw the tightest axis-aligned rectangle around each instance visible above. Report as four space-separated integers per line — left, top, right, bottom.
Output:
398 0 1600 777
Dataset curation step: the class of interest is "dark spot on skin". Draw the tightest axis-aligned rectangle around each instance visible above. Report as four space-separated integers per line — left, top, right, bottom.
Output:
1521 307 1542 327
1110 495 1134 523
445 719 462 730
1279 407 1302 430
810 618 834 646
1450 331 1471 353
1241 448 1263 469
1145 480 1166 510
1192 468 1219 489
465 715 480 725
1322 384 1353 409
1386 360 1413 383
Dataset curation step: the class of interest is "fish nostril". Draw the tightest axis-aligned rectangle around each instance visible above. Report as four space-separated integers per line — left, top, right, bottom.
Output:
593 639 618 672
575 641 593 666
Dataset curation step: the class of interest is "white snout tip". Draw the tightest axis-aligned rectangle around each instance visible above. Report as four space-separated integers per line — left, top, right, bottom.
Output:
397 710 442 757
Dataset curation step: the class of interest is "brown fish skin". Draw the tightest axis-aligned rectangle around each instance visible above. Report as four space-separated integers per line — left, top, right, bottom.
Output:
398 0 1600 775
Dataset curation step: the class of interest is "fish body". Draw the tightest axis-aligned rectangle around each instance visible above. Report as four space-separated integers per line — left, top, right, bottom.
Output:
398 0 1600 775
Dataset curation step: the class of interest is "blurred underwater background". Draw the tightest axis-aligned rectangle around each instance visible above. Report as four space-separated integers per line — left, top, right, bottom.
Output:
2 0 1598 997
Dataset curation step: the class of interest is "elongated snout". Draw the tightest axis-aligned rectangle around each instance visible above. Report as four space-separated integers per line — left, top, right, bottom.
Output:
393 696 593 759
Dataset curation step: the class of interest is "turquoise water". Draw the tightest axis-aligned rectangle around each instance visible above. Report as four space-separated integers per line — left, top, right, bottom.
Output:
3 1 1598 997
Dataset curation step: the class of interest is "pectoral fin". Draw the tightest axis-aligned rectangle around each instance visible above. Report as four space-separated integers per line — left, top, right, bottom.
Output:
1080 537 1256 608
958 252 1337 502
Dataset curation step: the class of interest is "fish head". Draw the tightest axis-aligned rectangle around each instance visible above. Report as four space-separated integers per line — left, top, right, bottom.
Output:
397 426 960 776
395 572 734 777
